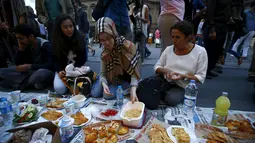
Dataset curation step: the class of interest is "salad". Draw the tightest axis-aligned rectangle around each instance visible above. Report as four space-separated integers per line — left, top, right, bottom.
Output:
13 104 38 124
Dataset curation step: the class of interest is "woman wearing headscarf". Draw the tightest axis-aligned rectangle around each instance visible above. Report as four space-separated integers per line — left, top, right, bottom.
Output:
91 17 141 101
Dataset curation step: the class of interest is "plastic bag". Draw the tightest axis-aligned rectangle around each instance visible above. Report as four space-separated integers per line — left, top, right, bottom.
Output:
29 128 52 143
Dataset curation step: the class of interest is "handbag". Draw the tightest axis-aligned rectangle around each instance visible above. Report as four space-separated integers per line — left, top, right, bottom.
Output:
136 75 172 109
92 0 113 21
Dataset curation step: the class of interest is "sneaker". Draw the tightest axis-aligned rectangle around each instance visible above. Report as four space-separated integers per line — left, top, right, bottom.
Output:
145 52 151 58
209 71 218 77
247 76 255 82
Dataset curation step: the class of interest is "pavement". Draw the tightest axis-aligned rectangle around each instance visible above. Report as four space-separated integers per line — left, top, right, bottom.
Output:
86 43 255 111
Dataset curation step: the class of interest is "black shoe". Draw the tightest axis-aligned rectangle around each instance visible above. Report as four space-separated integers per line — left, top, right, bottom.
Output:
247 76 255 82
208 71 218 77
214 68 223 73
145 52 151 58
206 75 213 79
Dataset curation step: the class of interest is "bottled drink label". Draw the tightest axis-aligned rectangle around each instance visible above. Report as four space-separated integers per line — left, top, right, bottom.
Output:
0 105 12 114
211 111 227 126
184 97 196 108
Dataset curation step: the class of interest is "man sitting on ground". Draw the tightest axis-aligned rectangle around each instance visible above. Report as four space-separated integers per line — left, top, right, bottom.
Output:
0 24 54 90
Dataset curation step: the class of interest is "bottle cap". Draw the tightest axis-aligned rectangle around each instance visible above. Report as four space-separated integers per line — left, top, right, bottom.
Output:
117 85 122 88
190 80 195 83
222 92 228 96
0 98 7 102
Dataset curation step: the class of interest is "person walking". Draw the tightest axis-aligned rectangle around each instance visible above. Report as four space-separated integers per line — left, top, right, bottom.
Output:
36 0 75 41
203 0 233 79
131 0 150 63
158 0 185 54
104 0 133 41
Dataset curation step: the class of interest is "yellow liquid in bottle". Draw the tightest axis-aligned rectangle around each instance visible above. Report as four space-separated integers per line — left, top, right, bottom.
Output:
211 92 231 126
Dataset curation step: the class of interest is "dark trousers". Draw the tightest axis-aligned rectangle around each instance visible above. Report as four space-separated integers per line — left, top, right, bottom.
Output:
0 67 54 90
47 21 54 42
249 40 255 77
203 24 228 72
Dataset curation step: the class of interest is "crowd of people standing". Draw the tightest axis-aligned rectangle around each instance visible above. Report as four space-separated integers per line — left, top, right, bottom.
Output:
0 0 254 108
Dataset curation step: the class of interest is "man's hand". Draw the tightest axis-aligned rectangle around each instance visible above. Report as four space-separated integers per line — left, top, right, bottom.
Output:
130 86 139 103
209 31 216 40
58 70 66 79
16 64 31 72
102 82 112 96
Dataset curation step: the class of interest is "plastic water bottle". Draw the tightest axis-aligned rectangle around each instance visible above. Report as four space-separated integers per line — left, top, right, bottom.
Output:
183 80 198 118
0 97 13 126
116 86 124 108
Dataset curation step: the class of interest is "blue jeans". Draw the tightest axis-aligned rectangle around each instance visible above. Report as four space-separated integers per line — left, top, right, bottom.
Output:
91 77 129 100
53 72 68 95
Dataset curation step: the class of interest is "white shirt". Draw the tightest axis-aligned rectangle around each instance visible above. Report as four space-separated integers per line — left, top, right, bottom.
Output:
154 45 208 88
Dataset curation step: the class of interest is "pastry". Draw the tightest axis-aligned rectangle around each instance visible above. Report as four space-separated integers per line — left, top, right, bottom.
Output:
105 134 118 143
41 110 63 121
46 99 67 109
148 124 173 143
71 112 88 125
207 131 239 143
85 133 98 143
108 122 120 134
171 127 190 143
84 127 98 135
117 126 129 135
98 126 108 139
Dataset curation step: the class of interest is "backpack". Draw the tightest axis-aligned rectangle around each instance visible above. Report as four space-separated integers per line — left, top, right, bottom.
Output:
92 0 113 21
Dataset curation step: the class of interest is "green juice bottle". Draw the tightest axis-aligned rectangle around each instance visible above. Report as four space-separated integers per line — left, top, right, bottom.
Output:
211 92 231 126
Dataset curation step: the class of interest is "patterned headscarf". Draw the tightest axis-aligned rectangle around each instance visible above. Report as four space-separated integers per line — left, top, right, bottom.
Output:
96 17 141 84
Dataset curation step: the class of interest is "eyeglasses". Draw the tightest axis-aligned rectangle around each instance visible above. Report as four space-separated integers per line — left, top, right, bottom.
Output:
99 35 113 43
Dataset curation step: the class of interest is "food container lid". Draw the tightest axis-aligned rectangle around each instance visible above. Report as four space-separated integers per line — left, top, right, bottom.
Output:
63 101 75 107
58 115 74 127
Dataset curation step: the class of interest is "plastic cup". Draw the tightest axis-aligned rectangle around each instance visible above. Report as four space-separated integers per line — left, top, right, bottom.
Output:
9 90 21 103
63 101 75 115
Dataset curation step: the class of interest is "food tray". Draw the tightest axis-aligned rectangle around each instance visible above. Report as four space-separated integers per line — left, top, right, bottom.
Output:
96 108 121 121
12 106 44 126
39 109 64 121
72 108 92 128
82 120 131 142
46 98 68 110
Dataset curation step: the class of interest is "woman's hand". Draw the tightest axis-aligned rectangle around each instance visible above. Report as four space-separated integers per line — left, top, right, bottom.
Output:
169 72 186 81
102 82 112 96
58 71 66 79
130 86 139 103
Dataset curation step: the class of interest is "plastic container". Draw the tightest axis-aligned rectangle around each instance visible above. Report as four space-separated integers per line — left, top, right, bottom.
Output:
58 115 74 138
63 101 75 115
70 95 86 109
9 90 21 103
120 101 145 127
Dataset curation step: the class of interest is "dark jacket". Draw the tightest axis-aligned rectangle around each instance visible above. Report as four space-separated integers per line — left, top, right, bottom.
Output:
15 37 53 70
53 35 86 72
205 0 232 30
78 7 90 35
